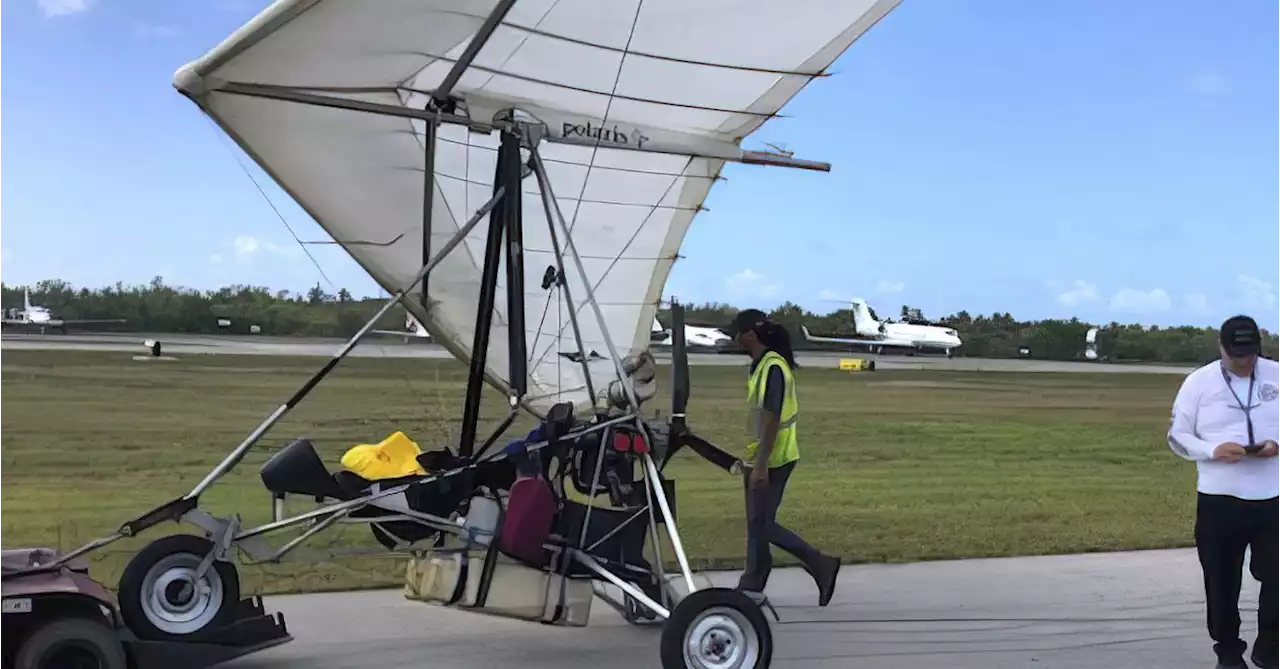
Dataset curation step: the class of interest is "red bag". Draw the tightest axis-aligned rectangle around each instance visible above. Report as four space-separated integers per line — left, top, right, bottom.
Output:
498 476 556 567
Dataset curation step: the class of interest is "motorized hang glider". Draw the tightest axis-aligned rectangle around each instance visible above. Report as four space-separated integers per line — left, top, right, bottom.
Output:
6 2 904 668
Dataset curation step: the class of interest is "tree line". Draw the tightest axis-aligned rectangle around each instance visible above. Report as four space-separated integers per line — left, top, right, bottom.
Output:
4 278 1276 364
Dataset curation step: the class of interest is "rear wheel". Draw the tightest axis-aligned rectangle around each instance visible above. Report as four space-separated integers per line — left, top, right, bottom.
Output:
13 617 127 669
660 588 772 669
117 534 240 641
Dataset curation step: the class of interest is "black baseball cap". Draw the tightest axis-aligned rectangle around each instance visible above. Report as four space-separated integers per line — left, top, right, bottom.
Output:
724 308 769 336
1220 315 1261 357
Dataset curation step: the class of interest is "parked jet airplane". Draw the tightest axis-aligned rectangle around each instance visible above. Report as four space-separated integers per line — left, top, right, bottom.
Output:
650 318 733 350
801 297 962 357
2 290 127 333
372 311 432 342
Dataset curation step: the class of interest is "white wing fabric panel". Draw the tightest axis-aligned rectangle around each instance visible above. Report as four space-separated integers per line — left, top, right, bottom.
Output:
183 0 898 413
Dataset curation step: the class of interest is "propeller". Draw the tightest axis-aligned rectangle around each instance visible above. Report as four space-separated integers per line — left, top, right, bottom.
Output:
660 299 741 475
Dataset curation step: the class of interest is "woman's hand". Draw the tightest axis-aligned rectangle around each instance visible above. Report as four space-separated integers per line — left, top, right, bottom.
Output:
749 465 769 489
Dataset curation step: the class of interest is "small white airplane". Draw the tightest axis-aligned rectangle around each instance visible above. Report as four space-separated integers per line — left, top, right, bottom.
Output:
801 297 962 357
651 318 733 350
1084 327 1100 361
2 290 127 333
372 311 432 342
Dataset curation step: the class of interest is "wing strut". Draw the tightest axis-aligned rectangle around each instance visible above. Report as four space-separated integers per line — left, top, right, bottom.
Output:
527 141 597 404
431 0 519 106
183 187 507 500
420 122 436 313
457 126 534 459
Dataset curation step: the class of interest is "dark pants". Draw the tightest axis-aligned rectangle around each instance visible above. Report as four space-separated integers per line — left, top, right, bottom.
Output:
738 461 824 591
1195 493 1278 664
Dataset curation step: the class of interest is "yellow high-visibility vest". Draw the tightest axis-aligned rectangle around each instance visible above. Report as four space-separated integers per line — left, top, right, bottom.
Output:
745 350 799 468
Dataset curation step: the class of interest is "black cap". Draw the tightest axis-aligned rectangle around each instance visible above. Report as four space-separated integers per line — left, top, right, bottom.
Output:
725 308 769 336
1220 315 1261 357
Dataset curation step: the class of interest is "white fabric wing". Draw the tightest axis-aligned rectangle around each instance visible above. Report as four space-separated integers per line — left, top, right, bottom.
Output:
176 0 900 415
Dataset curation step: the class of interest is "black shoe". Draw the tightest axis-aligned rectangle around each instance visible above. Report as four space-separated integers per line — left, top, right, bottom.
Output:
1252 644 1278 669
813 554 841 607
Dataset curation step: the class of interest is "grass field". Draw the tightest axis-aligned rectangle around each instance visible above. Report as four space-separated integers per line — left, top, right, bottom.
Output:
1 349 1198 595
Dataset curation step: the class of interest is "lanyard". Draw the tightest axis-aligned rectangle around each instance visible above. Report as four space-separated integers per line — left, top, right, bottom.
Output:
1220 363 1257 446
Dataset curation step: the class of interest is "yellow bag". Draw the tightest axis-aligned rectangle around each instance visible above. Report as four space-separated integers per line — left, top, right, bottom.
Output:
340 431 427 480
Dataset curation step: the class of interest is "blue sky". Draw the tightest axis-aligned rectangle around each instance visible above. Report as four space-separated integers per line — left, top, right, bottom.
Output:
2 0 1276 329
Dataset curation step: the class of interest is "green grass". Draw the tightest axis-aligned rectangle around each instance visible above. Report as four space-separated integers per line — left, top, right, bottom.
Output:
1 349 1198 595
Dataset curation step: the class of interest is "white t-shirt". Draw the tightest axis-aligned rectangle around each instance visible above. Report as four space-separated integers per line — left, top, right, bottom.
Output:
1167 357 1280 500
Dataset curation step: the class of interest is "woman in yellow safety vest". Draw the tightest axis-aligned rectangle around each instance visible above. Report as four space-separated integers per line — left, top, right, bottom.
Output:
725 309 841 607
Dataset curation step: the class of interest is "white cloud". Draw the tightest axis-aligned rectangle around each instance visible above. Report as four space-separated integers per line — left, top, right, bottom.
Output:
874 280 904 295
725 269 780 302
819 289 845 301
1046 279 1099 307
220 235 301 264
1186 68 1230 96
1238 274 1277 311
1109 287 1172 314
38 0 93 17
233 235 262 260
1184 292 1209 315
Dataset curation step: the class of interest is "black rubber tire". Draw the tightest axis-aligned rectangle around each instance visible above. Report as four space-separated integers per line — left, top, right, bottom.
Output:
659 587 773 669
13 617 127 669
117 533 240 642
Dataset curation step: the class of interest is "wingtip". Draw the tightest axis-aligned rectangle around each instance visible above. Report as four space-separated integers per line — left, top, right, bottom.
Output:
173 62 204 98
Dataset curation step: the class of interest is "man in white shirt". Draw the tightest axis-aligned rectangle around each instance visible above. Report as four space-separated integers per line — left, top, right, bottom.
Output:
1168 315 1278 669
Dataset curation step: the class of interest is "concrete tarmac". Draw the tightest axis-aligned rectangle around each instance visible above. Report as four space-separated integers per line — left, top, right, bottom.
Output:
1 331 1193 374
222 548 1245 669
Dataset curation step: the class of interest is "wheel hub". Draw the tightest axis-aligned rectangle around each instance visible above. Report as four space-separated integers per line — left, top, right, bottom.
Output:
43 644 105 669
683 607 758 669
139 553 224 634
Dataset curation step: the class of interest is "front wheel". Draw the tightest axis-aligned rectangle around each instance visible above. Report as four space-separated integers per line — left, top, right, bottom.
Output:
13 617 127 669
660 588 772 669
117 534 240 641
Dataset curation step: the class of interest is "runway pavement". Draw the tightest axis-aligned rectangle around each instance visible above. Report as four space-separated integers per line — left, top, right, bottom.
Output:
0 331 1194 374
222 548 1242 669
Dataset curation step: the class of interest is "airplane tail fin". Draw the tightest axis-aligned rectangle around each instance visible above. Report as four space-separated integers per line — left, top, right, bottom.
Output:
23 289 32 312
800 325 814 341
851 300 879 336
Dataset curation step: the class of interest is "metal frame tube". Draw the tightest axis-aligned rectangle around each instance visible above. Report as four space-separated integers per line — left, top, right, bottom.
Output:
643 453 696 593
528 151 596 402
420 120 437 309
431 0 518 105
459 128 525 457
524 147 640 414
210 82 833 172
569 550 671 620
531 143 700 595
185 188 506 499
